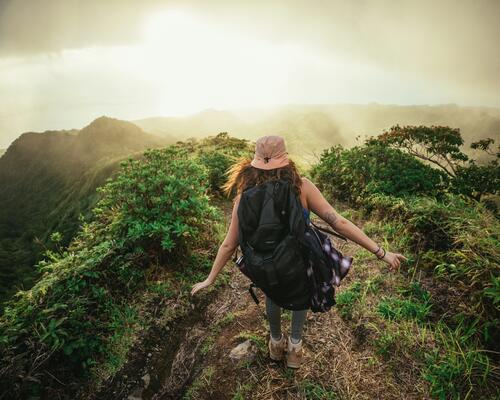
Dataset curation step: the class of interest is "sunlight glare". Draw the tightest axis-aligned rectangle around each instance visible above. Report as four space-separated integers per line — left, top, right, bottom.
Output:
139 8 313 115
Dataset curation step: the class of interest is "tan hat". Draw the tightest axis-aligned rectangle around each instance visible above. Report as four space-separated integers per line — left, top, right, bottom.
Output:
250 135 290 170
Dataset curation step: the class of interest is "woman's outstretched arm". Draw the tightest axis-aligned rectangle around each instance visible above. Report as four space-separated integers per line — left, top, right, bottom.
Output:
191 194 241 295
302 177 407 271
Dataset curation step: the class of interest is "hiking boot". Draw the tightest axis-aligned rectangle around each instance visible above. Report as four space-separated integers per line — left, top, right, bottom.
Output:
286 336 303 368
268 333 286 361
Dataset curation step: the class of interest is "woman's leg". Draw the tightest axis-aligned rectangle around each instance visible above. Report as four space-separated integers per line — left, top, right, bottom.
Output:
265 295 282 340
290 309 308 343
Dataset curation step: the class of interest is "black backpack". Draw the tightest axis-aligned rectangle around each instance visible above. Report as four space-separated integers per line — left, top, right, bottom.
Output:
235 178 353 312
236 178 310 310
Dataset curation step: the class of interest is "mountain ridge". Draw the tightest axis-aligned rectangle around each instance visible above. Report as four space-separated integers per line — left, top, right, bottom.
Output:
0 116 168 303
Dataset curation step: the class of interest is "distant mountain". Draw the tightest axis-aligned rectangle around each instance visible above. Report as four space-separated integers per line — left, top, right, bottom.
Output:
0 116 167 303
135 104 500 164
135 108 246 140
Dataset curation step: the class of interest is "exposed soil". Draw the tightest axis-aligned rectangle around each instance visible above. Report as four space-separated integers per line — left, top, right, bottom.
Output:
83 200 431 399
173 245 427 399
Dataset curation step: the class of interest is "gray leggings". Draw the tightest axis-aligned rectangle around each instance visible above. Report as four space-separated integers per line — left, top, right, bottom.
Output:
265 295 308 341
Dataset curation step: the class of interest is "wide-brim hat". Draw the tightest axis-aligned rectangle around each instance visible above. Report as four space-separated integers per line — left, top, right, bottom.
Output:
250 135 290 170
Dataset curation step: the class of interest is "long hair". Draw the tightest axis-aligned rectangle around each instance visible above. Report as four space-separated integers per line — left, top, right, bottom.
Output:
221 157 303 198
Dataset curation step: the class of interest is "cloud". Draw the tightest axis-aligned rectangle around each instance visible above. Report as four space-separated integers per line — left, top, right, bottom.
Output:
181 0 500 100
0 0 163 56
2 0 497 100
0 0 499 148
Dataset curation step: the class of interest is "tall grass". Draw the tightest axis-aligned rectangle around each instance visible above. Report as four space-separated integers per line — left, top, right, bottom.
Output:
311 139 499 398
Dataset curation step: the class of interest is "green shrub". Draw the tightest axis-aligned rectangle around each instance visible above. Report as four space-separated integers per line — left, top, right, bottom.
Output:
199 150 233 193
310 140 448 204
311 133 499 397
0 146 221 398
174 132 254 194
452 162 500 203
92 147 219 259
377 125 499 202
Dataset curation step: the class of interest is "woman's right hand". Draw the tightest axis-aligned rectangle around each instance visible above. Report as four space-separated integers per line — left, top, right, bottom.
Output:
380 250 408 272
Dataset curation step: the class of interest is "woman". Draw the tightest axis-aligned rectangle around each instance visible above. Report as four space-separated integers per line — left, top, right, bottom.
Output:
191 135 407 368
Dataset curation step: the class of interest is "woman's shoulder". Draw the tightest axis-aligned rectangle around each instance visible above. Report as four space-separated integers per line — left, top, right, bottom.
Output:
300 176 315 193
299 177 314 210
300 177 325 204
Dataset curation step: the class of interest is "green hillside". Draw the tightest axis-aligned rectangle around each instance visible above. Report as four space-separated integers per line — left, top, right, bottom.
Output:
0 116 167 304
0 131 497 399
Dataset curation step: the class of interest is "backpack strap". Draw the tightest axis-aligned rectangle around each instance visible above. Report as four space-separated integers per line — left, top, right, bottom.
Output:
249 283 260 304
310 220 348 242
249 283 268 321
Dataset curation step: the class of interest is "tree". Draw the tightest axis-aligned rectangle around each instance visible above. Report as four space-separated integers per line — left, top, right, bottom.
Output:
376 125 499 202
377 125 468 177
455 138 500 202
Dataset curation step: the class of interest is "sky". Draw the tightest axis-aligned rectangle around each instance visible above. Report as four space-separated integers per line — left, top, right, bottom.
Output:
0 0 499 148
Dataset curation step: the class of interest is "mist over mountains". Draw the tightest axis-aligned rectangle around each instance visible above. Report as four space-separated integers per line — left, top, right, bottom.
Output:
135 103 500 164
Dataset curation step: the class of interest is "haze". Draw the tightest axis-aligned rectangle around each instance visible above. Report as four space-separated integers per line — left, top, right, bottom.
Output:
1 0 499 148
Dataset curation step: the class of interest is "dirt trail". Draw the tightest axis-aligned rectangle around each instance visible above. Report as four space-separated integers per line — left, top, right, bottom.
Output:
105 200 425 400
170 202 426 400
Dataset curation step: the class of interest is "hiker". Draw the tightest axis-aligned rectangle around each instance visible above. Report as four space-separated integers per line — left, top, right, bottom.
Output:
191 135 408 368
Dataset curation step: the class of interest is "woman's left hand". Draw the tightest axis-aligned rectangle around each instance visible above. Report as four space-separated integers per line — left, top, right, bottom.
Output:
381 250 408 272
191 278 214 296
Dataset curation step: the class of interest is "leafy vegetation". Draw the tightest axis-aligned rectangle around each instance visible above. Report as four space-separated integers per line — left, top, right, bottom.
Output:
311 139 449 203
173 131 254 194
312 129 499 398
423 319 493 400
335 281 362 319
0 117 166 305
0 146 223 398
377 295 432 323
92 147 219 258
377 125 499 203
362 192 499 342
300 380 338 399
0 123 498 399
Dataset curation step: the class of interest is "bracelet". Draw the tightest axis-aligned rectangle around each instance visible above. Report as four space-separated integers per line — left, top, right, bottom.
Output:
372 245 382 256
376 248 386 259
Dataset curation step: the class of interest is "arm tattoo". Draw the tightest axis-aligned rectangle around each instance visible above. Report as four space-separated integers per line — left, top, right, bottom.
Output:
323 210 340 228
